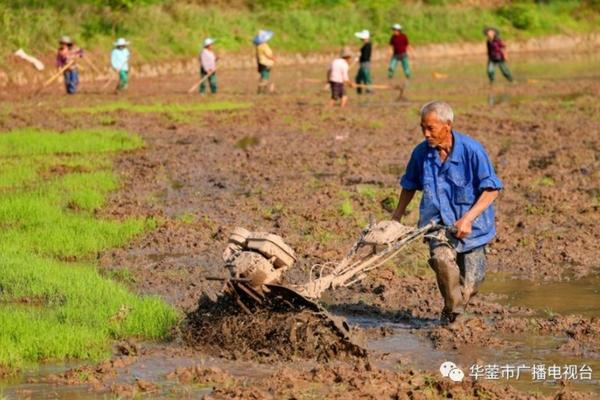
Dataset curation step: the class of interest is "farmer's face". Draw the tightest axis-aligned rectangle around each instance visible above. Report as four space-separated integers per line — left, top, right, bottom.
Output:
486 30 495 40
421 112 451 148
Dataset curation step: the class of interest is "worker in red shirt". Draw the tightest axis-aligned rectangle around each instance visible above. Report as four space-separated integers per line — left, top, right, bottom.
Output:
388 23 412 80
484 27 513 84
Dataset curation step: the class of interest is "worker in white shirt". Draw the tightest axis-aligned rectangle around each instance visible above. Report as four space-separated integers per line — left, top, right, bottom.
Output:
199 37 218 94
327 48 354 107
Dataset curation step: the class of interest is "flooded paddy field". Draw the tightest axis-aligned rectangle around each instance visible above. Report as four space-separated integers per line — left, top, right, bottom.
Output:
0 50 598 399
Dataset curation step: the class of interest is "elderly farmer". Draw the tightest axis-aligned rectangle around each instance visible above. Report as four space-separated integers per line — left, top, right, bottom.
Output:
392 101 502 324
199 37 218 94
354 30 372 95
56 36 83 94
485 27 513 83
327 48 354 107
111 38 130 92
254 30 276 94
388 23 411 80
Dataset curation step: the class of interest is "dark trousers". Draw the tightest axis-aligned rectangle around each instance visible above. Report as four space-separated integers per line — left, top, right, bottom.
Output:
63 69 79 94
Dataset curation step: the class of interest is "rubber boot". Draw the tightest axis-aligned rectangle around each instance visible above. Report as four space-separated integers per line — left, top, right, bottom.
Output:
429 257 464 323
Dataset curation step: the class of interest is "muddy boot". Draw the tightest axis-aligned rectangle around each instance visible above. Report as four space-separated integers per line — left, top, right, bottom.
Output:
429 257 464 323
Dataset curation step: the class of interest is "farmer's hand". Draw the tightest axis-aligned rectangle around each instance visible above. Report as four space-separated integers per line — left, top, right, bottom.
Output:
453 216 473 239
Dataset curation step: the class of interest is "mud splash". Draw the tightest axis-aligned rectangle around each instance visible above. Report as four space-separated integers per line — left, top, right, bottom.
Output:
183 294 367 362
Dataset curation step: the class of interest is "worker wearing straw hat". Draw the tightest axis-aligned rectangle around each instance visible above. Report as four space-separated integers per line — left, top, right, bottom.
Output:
388 23 412 80
199 37 218 94
327 47 354 107
254 30 276 94
56 36 83 94
354 29 372 95
111 38 130 92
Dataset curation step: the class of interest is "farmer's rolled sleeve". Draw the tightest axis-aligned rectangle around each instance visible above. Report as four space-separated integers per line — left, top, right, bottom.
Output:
399 131 503 252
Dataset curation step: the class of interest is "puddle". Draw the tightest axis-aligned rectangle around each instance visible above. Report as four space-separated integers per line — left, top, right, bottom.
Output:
481 273 600 318
351 315 600 396
0 345 277 399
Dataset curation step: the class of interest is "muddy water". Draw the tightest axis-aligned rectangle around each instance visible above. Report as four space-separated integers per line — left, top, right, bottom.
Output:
359 272 600 395
359 314 600 395
482 273 600 318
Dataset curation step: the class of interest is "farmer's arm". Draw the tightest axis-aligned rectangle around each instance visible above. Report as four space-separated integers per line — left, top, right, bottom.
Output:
453 189 499 238
392 189 416 221
453 147 503 238
393 147 423 221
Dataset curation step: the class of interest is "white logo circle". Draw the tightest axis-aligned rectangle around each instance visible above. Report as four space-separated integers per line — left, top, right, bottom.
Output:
439 361 457 377
449 368 465 382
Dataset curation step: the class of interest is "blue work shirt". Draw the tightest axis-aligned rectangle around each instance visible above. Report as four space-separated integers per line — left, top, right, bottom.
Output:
400 131 503 252
111 48 130 71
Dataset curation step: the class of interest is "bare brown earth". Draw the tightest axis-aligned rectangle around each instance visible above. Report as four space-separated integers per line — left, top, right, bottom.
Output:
0 51 598 398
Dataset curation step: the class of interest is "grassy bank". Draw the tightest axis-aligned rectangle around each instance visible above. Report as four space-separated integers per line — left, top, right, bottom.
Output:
2 1 598 63
0 129 177 371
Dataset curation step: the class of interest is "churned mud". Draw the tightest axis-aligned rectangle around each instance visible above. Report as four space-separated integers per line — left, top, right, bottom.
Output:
183 294 367 362
0 50 599 398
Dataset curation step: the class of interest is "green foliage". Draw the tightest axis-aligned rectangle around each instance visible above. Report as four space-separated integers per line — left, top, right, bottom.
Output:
497 3 540 30
0 1 597 64
0 129 177 370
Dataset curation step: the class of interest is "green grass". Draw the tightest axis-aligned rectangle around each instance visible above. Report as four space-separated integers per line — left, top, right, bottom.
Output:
1 1 597 65
62 101 251 115
0 128 177 371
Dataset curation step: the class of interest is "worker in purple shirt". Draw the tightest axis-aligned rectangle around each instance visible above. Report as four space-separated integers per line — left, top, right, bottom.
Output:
485 27 513 83
56 36 83 94
392 101 503 325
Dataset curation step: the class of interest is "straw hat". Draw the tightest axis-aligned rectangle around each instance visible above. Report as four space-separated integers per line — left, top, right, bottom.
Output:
483 26 500 36
203 37 216 47
391 23 402 31
113 38 129 47
59 36 73 45
355 30 370 40
340 47 353 59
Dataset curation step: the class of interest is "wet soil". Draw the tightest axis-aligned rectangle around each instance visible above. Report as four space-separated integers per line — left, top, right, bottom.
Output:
183 294 367 362
0 51 599 398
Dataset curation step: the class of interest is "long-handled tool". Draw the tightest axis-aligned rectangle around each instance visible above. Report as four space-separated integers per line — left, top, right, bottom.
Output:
187 69 216 94
34 60 76 94
101 58 129 91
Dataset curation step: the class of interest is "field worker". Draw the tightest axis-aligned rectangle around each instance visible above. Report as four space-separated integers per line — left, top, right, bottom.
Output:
327 48 354 107
56 36 83 94
111 38 130 92
354 30 372 94
388 23 412 80
485 27 513 84
199 37 218 94
253 30 275 94
392 101 502 325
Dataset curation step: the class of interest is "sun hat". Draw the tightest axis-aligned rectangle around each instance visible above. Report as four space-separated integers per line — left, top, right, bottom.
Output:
340 47 353 59
113 38 129 47
391 23 402 31
354 30 370 40
203 37 216 47
253 30 274 45
59 36 73 45
483 26 500 36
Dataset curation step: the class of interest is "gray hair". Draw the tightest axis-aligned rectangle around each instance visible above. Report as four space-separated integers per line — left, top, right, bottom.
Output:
420 101 454 124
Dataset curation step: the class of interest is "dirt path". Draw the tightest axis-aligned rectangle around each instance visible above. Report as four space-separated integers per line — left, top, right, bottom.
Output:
0 51 598 398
